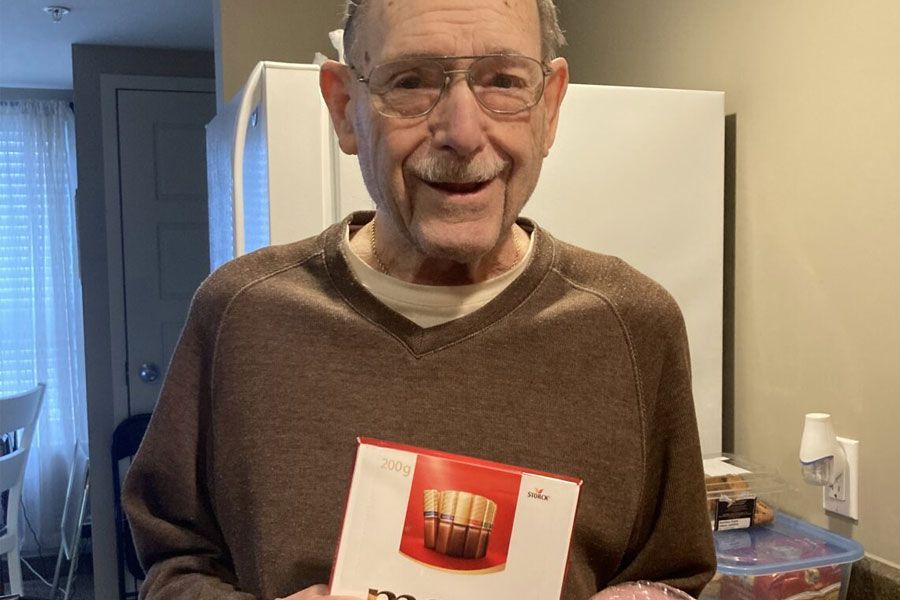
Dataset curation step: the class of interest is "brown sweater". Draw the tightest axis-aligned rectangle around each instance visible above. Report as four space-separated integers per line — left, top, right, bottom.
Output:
123 212 716 600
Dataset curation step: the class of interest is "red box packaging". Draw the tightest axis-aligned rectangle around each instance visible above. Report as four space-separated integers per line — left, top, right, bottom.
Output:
330 438 582 599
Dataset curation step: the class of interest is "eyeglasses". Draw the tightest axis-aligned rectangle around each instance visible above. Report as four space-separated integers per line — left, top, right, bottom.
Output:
351 54 553 119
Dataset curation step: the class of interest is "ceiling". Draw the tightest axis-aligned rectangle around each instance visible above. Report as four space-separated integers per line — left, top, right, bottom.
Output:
0 0 214 90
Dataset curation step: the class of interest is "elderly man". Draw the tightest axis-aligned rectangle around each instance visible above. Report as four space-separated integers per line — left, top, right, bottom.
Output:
123 1 716 599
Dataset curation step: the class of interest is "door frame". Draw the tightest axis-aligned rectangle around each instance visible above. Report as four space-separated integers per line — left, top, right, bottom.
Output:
97 74 214 598
99 74 214 427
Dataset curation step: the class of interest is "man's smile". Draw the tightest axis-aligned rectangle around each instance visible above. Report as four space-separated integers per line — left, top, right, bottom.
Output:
422 179 493 195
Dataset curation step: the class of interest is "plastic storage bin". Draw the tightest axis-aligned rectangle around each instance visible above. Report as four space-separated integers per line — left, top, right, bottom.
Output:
700 513 864 600
704 454 787 531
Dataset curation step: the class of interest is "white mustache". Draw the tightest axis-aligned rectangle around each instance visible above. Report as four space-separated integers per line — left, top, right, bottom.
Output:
407 153 508 184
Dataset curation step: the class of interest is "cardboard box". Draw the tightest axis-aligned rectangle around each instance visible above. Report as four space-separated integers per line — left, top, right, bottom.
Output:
330 438 582 600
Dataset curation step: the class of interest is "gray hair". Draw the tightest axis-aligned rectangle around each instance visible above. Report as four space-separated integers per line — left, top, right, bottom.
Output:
342 0 566 65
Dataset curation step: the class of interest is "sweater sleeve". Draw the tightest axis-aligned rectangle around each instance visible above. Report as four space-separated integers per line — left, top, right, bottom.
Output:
122 281 256 600
607 303 717 597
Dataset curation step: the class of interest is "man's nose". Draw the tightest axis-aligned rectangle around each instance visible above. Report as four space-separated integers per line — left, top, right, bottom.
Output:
428 77 487 157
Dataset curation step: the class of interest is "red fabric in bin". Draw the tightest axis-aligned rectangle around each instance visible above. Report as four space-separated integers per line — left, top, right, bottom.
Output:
719 535 844 600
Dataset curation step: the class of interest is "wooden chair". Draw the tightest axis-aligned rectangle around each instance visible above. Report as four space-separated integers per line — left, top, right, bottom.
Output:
0 384 45 596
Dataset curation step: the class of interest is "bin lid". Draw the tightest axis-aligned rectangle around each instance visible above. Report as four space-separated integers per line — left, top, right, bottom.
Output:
714 513 864 576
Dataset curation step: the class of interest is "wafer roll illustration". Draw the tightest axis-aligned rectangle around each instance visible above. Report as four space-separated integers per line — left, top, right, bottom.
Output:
423 489 439 549
447 492 473 557
462 494 488 558
475 499 497 559
434 490 458 555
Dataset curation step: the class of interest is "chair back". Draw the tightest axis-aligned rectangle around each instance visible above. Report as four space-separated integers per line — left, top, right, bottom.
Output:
0 383 45 595
0 384 45 520
50 439 91 600
59 440 90 560
112 413 152 597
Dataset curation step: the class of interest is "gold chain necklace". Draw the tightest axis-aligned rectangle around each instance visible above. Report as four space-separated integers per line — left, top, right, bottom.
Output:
369 218 522 277
369 218 391 274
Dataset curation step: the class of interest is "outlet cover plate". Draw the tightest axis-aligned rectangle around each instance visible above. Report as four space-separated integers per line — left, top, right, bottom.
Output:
824 436 859 520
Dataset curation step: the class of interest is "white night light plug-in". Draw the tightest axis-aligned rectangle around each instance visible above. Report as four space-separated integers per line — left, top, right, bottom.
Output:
799 413 859 519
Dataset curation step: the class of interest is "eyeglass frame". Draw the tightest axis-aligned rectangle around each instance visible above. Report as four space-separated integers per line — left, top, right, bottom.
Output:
348 54 555 119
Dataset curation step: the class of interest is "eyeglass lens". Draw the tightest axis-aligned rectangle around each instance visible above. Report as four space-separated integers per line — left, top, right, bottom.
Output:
367 55 546 117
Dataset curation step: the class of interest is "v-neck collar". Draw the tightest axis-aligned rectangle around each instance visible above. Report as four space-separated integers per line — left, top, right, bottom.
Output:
323 212 556 357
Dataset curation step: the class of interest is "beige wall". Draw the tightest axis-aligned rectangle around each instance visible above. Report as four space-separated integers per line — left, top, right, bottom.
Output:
215 0 344 104
557 0 900 564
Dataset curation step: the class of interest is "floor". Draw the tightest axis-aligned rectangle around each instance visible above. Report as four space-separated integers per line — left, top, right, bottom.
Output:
19 574 94 600
1 553 94 600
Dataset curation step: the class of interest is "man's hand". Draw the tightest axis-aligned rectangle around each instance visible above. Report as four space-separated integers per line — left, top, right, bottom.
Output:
278 583 363 600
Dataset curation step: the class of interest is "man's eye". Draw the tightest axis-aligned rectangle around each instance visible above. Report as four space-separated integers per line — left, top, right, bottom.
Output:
393 75 424 90
387 70 441 90
489 73 526 89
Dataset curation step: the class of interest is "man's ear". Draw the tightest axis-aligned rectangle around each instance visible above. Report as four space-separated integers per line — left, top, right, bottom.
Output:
320 59 359 155
541 57 570 157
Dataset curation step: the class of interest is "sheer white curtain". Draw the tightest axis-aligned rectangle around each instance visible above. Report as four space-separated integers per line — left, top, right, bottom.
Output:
0 99 88 553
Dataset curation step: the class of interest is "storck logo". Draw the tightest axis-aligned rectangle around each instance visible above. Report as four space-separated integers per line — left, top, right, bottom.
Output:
527 487 550 501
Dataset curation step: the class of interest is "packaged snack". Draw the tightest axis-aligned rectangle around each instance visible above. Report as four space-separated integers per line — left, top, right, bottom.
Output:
704 454 785 531
330 438 582 599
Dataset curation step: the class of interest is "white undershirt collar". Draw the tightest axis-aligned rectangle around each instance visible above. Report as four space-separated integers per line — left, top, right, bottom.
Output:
342 225 534 328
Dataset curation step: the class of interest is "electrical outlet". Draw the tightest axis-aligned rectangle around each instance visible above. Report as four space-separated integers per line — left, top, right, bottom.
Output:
824 436 859 520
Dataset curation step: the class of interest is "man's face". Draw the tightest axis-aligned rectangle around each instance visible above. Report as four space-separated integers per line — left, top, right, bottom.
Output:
339 0 568 263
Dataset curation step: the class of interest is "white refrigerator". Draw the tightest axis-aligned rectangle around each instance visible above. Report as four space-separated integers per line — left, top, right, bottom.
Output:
206 61 725 453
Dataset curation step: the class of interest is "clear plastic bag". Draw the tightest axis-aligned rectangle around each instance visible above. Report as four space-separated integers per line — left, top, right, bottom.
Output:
591 581 696 599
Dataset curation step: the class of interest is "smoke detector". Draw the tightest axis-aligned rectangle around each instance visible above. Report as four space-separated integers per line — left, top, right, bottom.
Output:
44 6 71 23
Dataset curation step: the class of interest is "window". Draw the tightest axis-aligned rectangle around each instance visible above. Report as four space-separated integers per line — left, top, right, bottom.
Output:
0 98 87 551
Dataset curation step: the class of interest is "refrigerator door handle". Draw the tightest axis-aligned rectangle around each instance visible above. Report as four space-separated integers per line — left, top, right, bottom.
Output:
232 61 266 258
